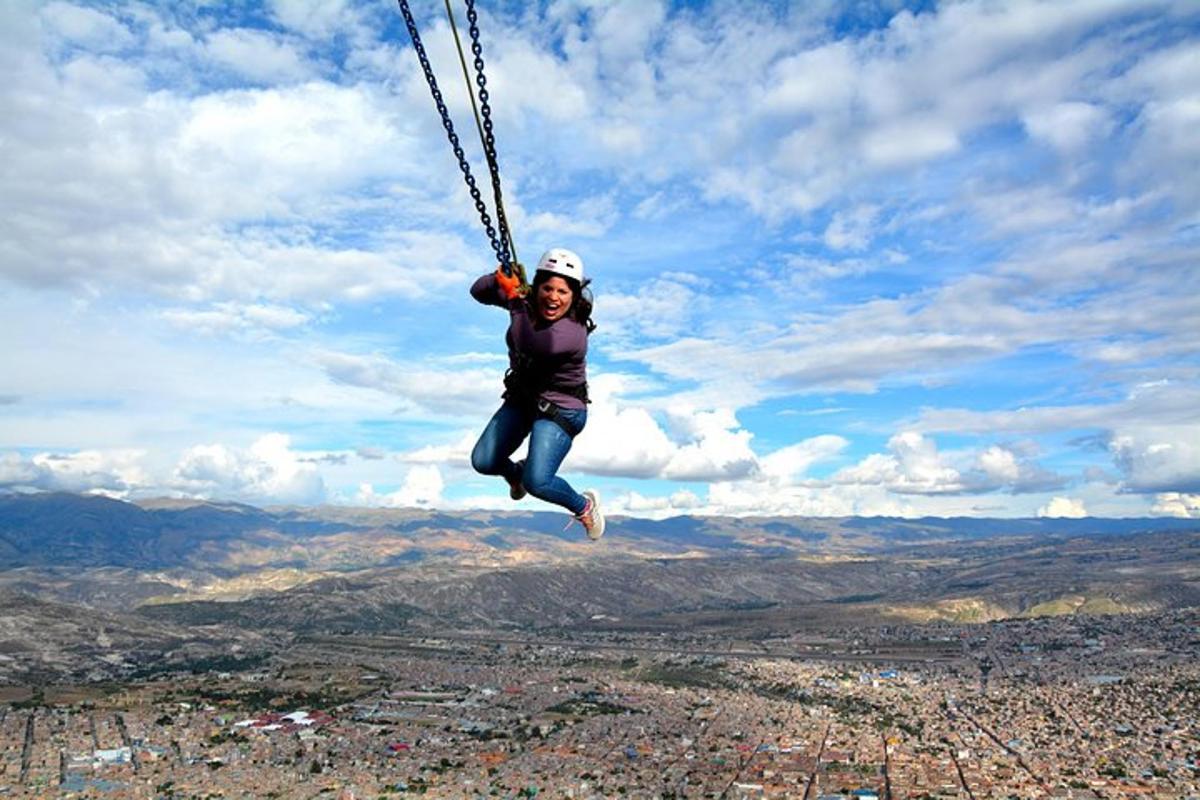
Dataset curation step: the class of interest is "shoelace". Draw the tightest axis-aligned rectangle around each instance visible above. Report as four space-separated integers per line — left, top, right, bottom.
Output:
563 500 593 532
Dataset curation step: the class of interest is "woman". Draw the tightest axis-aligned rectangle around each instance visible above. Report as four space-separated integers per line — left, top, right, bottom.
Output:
469 247 605 540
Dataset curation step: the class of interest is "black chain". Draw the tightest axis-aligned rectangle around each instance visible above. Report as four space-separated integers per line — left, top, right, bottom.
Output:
395 0 514 274
464 0 515 266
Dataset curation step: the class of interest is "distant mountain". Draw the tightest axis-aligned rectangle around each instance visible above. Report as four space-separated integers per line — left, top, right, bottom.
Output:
1 493 1198 680
139 528 1200 633
0 588 270 683
1 491 1196 573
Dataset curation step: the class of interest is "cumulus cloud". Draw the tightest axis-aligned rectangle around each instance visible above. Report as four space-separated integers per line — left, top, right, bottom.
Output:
172 433 325 504
0 449 148 496
661 408 757 481
611 489 702 519
0 9 466 306
1151 492 1200 519
833 433 1064 496
400 434 480 469
966 444 1066 494
1110 426 1200 494
835 432 965 495
705 480 916 519
1038 496 1088 518
567 380 678 478
356 465 444 508
566 378 760 482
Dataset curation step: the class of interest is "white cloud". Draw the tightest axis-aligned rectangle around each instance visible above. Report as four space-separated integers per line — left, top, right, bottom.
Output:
596 275 708 344
976 445 1021 483
830 434 1064 497
567 379 764 482
520 195 618 239
0 15 464 306
1151 492 1200 519
40 2 135 53
835 432 964 495
823 205 881 252
0 448 148 496
861 118 959 167
173 433 325 504
356 465 445 508
1022 101 1112 152
762 40 857 116
758 435 848 482
204 28 313 84
1121 40 1200 206
661 408 757 481
612 489 702 519
916 382 1200 437
400 434 479 469
161 302 312 335
174 82 410 217
268 0 367 40
705 480 916 518
1038 496 1088 518
314 350 501 418
568 378 677 478
1110 426 1200 494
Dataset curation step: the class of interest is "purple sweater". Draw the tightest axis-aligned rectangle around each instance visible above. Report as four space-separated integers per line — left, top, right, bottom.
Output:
471 273 589 410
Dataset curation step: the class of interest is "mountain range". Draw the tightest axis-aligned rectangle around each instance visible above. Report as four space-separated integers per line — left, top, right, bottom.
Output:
0 492 1197 680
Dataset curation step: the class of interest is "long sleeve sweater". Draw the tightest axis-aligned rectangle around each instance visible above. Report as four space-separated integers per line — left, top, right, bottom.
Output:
471 273 588 410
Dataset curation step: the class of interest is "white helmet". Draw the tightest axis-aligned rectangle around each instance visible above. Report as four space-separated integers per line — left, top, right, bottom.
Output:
535 247 584 283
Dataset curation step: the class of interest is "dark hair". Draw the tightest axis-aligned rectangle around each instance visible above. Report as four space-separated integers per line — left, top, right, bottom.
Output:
531 269 596 333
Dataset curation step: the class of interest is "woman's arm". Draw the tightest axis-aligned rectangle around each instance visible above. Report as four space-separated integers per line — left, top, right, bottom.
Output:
470 272 509 307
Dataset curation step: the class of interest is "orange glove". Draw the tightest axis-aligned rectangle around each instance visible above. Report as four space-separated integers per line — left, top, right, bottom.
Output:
495 267 523 300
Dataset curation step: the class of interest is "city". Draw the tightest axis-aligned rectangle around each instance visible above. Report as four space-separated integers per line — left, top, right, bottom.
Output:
2 609 1196 798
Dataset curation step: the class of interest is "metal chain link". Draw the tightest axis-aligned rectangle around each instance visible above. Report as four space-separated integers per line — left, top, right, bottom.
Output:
396 0 513 273
464 0 516 267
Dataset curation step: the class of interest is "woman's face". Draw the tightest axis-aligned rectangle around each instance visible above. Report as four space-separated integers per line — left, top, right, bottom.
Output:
536 276 574 322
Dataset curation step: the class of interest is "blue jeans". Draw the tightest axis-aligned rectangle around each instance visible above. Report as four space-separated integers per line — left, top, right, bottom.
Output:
471 400 588 514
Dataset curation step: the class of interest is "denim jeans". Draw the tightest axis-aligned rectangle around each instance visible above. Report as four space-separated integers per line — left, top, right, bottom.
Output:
471 400 588 514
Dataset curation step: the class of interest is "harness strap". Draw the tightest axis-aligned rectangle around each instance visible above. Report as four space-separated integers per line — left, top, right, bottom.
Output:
536 399 583 438
502 369 587 437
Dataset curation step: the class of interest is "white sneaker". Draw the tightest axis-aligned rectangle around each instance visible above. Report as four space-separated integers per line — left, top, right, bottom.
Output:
577 490 605 541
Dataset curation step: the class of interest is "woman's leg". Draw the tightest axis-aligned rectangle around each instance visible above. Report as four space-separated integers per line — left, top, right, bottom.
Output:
522 409 588 514
471 402 531 486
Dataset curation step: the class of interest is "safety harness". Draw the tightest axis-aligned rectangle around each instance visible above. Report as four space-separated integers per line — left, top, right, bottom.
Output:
502 350 589 437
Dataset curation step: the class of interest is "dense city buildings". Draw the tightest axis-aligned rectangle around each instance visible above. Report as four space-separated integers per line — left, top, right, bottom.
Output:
1 609 1197 798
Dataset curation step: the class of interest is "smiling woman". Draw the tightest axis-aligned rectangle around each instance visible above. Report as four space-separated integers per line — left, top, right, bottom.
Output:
469 248 604 540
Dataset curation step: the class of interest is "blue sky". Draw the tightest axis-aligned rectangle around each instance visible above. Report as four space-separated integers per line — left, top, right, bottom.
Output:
1 0 1198 518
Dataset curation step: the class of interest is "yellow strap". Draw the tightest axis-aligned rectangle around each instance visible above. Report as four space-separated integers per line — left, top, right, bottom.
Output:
443 0 523 285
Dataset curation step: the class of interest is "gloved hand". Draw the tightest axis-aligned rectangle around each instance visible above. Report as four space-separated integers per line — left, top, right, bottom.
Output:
495 267 523 300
